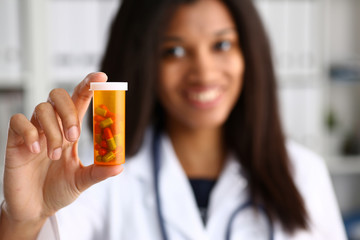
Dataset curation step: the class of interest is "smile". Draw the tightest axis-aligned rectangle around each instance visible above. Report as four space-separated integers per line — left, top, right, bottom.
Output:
188 89 220 102
186 87 223 109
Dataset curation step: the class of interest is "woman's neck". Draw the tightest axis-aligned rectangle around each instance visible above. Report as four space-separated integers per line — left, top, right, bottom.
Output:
166 121 226 179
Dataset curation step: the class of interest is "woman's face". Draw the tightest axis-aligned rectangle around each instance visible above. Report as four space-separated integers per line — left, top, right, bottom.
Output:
158 0 244 130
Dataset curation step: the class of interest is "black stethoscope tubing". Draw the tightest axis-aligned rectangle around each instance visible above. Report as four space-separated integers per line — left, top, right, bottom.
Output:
152 129 274 240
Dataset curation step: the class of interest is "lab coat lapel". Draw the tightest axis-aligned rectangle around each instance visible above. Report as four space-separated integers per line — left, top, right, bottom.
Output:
206 155 249 239
158 133 208 240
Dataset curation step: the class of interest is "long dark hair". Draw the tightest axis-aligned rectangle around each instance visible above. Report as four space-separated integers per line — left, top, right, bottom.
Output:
97 0 308 233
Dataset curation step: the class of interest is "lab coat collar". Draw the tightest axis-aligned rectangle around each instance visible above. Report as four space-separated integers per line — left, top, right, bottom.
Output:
159 132 208 239
123 129 205 238
206 153 249 239
158 132 249 240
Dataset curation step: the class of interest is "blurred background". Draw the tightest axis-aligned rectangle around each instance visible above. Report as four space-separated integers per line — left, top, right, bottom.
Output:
0 0 359 238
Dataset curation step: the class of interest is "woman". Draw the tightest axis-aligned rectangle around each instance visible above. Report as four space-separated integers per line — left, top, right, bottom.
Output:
0 0 346 239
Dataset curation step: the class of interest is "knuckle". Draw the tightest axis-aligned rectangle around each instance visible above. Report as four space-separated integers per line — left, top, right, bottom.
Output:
10 113 24 124
73 83 81 95
35 102 52 114
48 132 63 146
24 127 38 140
64 116 78 127
49 88 66 101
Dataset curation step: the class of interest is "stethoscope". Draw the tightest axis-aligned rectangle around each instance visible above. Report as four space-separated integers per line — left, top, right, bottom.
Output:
151 129 274 240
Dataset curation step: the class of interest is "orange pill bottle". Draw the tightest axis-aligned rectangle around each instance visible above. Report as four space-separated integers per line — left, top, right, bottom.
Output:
90 82 128 165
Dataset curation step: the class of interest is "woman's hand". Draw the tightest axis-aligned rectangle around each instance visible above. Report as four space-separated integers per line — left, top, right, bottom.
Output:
0 72 123 240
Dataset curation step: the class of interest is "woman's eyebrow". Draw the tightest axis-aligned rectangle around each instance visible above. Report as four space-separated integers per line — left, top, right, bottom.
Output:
162 28 236 42
215 28 237 36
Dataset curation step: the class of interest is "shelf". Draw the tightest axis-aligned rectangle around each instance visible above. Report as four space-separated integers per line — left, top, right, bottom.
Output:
0 74 23 89
330 79 360 86
327 156 360 175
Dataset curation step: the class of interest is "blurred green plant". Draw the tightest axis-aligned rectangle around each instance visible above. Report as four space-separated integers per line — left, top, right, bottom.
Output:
325 109 338 132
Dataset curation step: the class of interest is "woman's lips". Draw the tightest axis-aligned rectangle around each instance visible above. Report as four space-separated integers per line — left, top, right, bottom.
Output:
185 87 223 109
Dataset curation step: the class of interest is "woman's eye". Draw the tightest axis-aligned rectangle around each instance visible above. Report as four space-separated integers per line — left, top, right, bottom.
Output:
162 46 185 58
214 40 232 51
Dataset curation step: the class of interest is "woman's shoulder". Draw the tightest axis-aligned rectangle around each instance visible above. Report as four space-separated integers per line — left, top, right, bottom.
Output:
285 139 334 197
285 140 327 177
285 140 346 238
285 140 335 209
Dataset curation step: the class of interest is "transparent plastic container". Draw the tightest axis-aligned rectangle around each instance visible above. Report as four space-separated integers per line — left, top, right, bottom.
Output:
90 82 128 165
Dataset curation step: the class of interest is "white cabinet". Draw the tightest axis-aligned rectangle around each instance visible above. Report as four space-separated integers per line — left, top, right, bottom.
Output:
0 0 120 111
255 0 326 155
256 0 322 77
0 0 22 84
323 0 360 169
49 0 119 84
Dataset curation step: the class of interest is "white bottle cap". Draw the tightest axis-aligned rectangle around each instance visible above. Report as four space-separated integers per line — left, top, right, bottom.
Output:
90 82 128 91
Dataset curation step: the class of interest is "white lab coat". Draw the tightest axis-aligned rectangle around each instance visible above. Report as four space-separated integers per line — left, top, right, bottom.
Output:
34 129 346 240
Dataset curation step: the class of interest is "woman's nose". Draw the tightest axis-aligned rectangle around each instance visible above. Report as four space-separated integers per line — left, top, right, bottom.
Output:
188 48 218 84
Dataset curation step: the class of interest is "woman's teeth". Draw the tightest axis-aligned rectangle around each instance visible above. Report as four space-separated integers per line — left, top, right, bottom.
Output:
189 89 220 103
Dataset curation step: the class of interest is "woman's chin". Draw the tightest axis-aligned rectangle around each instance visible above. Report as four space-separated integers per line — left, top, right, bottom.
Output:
183 116 228 131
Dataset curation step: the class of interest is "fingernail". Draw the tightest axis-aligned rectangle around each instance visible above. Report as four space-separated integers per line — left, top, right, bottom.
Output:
67 126 79 142
52 148 62 160
31 141 41 153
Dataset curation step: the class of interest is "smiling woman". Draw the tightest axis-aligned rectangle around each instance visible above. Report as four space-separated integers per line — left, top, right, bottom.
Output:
0 0 346 239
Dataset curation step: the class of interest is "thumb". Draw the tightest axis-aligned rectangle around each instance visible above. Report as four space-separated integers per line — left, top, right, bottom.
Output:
71 72 108 123
76 164 123 192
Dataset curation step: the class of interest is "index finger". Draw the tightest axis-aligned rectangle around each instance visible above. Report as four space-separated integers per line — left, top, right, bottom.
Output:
72 72 108 122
